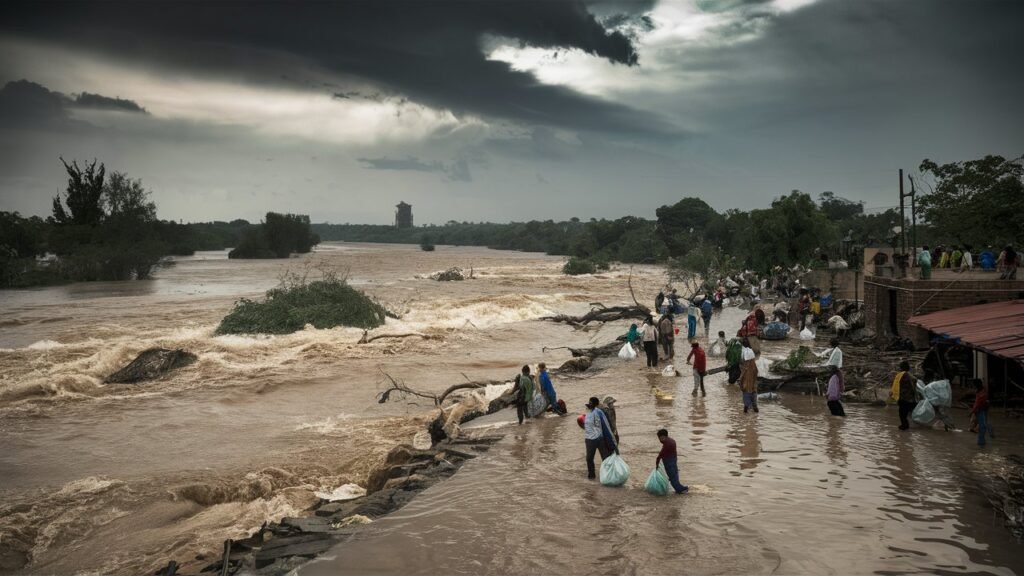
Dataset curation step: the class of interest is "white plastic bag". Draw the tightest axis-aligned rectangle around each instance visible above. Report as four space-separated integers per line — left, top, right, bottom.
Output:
528 392 546 418
661 364 675 377
911 399 935 425
644 465 670 496
799 327 815 340
600 453 630 486
618 342 637 360
922 379 952 408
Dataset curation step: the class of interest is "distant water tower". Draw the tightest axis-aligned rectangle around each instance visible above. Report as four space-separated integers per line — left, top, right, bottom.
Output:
395 201 413 228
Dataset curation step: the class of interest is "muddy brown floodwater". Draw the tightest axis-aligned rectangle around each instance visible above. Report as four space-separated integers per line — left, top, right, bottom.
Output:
0 243 1021 575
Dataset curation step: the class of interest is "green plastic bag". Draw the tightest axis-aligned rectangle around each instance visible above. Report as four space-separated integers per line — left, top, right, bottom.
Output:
644 464 670 496
599 453 630 487
726 338 743 368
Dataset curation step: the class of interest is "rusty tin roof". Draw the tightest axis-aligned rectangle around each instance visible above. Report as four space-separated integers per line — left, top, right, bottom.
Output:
907 299 1024 362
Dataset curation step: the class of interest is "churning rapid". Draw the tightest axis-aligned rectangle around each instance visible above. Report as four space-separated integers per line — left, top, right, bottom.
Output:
0 243 1021 575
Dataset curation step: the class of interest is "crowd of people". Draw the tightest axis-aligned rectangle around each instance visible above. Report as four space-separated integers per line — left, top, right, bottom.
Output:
916 244 1020 279
514 280 998 491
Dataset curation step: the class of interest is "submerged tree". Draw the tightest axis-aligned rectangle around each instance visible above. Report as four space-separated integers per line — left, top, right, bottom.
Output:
52 158 105 226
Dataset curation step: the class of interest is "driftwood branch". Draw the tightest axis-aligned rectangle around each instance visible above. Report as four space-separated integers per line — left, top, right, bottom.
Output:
436 380 504 405
376 370 439 405
359 330 439 344
627 267 648 311
542 304 649 326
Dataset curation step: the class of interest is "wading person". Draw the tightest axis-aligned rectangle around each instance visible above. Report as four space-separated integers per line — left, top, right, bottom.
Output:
687 341 707 397
825 365 846 417
659 313 675 360
537 363 564 415
739 338 759 413
970 379 990 447
641 315 659 368
918 245 932 279
687 301 698 339
583 396 617 479
889 361 917 431
626 323 640 353
701 296 713 338
512 365 535 424
822 337 843 369
655 429 689 494
655 290 666 314
738 309 764 356
709 330 728 357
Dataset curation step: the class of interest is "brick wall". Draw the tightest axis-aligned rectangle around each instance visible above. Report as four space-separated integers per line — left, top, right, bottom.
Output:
864 275 1024 347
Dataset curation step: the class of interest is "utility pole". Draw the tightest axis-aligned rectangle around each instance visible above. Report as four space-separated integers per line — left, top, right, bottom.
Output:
898 169 906 254
907 175 918 264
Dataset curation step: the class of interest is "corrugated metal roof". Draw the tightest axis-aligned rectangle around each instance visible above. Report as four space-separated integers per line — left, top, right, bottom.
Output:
907 300 1024 362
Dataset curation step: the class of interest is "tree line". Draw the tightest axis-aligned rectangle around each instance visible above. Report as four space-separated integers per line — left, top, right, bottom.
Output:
1 159 317 287
315 154 1022 273
3 153 1018 288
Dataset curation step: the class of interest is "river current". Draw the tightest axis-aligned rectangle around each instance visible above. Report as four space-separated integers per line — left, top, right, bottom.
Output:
0 243 1020 575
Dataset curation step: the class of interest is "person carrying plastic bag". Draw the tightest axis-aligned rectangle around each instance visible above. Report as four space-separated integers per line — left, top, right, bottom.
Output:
582 396 618 481
654 429 688 494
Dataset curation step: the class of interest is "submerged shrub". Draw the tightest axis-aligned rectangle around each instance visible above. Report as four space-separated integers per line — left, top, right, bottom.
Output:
563 257 597 275
216 274 386 335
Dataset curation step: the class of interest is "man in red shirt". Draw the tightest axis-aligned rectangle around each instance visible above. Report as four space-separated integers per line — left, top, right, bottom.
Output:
687 341 707 397
656 429 688 494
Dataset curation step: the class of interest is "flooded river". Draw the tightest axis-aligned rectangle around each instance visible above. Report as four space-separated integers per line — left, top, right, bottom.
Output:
0 243 1021 575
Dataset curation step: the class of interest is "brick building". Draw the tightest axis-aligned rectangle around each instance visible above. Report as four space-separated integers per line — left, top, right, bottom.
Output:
864 269 1024 348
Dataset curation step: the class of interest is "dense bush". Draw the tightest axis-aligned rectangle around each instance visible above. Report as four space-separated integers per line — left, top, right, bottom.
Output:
563 257 597 275
229 212 318 259
216 274 386 335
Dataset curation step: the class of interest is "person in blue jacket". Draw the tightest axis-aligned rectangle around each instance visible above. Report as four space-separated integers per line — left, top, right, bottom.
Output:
700 296 713 338
537 363 565 415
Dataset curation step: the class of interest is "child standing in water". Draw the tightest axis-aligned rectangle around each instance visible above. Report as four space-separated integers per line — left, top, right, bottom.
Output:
970 379 991 446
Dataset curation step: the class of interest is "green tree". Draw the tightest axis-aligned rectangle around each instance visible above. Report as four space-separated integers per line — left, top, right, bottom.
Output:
818 191 864 221
655 197 719 257
103 171 157 222
52 158 105 226
747 191 835 271
918 155 1024 246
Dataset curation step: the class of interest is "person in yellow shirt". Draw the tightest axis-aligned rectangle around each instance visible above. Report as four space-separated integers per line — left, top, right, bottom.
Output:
889 360 917 430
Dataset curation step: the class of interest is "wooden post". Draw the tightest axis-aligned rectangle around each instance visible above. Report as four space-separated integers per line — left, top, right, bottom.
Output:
220 539 232 576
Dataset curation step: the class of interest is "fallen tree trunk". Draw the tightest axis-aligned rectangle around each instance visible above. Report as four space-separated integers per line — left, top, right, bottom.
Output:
542 303 650 327
359 331 439 344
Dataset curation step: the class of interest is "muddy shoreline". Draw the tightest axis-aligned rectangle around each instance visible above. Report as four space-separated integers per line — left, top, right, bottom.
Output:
162 432 505 576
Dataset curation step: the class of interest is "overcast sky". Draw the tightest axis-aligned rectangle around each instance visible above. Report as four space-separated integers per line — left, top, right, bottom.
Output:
0 0 1021 225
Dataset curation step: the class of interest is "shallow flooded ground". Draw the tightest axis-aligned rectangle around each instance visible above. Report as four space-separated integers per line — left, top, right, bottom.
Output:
0 243 1020 575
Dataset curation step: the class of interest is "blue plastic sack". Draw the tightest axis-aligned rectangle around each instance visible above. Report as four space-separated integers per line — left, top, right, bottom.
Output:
599 453 630 487
820 294 833 309
762 321 791 340
644 465 670 496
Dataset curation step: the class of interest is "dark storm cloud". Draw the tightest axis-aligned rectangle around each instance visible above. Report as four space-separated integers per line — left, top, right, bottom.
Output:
359 156 472 183
0 79 149 130
73 92 147 114
0 79 78 130
0 0 678 138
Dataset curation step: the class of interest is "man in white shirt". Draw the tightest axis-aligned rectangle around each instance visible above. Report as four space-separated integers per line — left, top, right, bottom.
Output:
821 337 843 369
